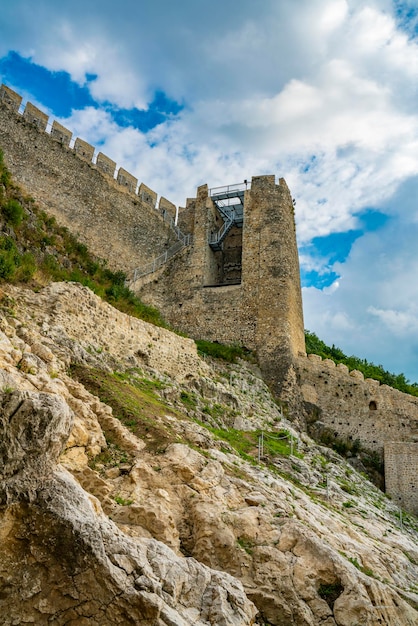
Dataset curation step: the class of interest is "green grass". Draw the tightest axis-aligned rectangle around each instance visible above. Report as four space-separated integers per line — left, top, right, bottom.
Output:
180 390 197 409
71 365 183 454
114 495 133 506
195 339 252 363
318 582 344 608
237 537 254 555
347 556 374 577
203 427 299 463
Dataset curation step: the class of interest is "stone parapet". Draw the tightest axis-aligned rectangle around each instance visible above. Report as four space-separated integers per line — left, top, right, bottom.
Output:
0 85 22 111
96 152 116 177
50 120 72 146
23 102 49 131
0 83 179 227
74 137 95 162
298 352 418 453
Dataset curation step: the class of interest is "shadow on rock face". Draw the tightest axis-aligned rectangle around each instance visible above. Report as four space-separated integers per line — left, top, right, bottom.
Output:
0 390 73 503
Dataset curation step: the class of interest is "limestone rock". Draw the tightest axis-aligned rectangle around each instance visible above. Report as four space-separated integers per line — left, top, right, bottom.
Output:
0 390 73 503
0 389 257 625
0 281 417 625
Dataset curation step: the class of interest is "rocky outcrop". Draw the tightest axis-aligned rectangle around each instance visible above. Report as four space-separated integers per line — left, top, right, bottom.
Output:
0 388 256 625
0 282 417 625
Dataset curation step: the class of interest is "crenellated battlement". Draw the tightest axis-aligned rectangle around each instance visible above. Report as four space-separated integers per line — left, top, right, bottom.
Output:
297 351 418 513
0 84 184 273
302 351 394 388
0 84 178 211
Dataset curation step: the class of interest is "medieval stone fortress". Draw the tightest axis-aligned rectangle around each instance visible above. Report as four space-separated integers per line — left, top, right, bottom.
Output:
0 83 417 516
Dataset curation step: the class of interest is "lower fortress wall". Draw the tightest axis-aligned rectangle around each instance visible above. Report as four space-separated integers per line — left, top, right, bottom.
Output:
0 95 177 274
298 353 418 514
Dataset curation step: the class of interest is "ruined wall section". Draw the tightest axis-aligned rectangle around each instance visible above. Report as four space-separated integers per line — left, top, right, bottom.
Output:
298 353 418 454
0 85 178 273
384 443 418 515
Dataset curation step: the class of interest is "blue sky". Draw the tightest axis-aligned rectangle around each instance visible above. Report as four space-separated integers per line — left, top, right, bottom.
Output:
1 0 418 381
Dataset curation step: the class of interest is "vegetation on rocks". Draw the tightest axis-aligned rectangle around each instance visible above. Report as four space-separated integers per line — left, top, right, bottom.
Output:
196 339 253 363
0 274 417 624
0 149 165 327
70 365 183 454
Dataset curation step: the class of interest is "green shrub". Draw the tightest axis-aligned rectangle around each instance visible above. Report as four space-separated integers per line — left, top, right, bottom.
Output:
0 251 16 280
0 236 19 280
180 391 197 408
2 199 24 227
305 329 418 396
195 339 252 363
16 252 36 282
318 582 344 608
0 150 11 187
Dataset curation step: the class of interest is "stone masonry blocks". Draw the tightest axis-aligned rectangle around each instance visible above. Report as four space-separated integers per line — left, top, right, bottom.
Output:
96 153 116 177
136 174 305 399
0 94 177 273
117 167 138 193
159 196 177 219
23 102 49 131
384 442 418 515
138 183 157 206
50 121 72 146
74 138 95 162
0 85 22 111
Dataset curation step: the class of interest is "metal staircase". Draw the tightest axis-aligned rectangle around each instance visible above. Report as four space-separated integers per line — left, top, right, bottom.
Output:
208 182 247 250
130 181 249 284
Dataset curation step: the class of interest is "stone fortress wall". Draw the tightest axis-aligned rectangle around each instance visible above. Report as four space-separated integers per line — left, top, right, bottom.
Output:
0 84 416 514
297 353 418 513
384 443 418 516
0 85 179 273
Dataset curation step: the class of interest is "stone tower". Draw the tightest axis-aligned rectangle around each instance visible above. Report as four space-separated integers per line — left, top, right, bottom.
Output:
136 175 306 397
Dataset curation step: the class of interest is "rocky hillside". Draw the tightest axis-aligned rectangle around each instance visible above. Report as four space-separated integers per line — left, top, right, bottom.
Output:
0 280 417 625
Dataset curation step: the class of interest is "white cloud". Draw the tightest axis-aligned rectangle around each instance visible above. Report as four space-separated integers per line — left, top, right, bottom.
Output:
319 0 349 33
368 306 418 335
302 207 418 379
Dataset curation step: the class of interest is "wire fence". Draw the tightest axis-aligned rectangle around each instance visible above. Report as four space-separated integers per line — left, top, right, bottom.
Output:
257 431 298 462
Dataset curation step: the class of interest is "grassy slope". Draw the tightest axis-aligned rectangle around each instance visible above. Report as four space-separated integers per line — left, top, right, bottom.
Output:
0 149 166 327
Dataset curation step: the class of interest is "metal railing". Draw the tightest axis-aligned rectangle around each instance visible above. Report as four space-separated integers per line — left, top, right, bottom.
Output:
209 181 250 197
209 214 234 248
130 234 192 283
